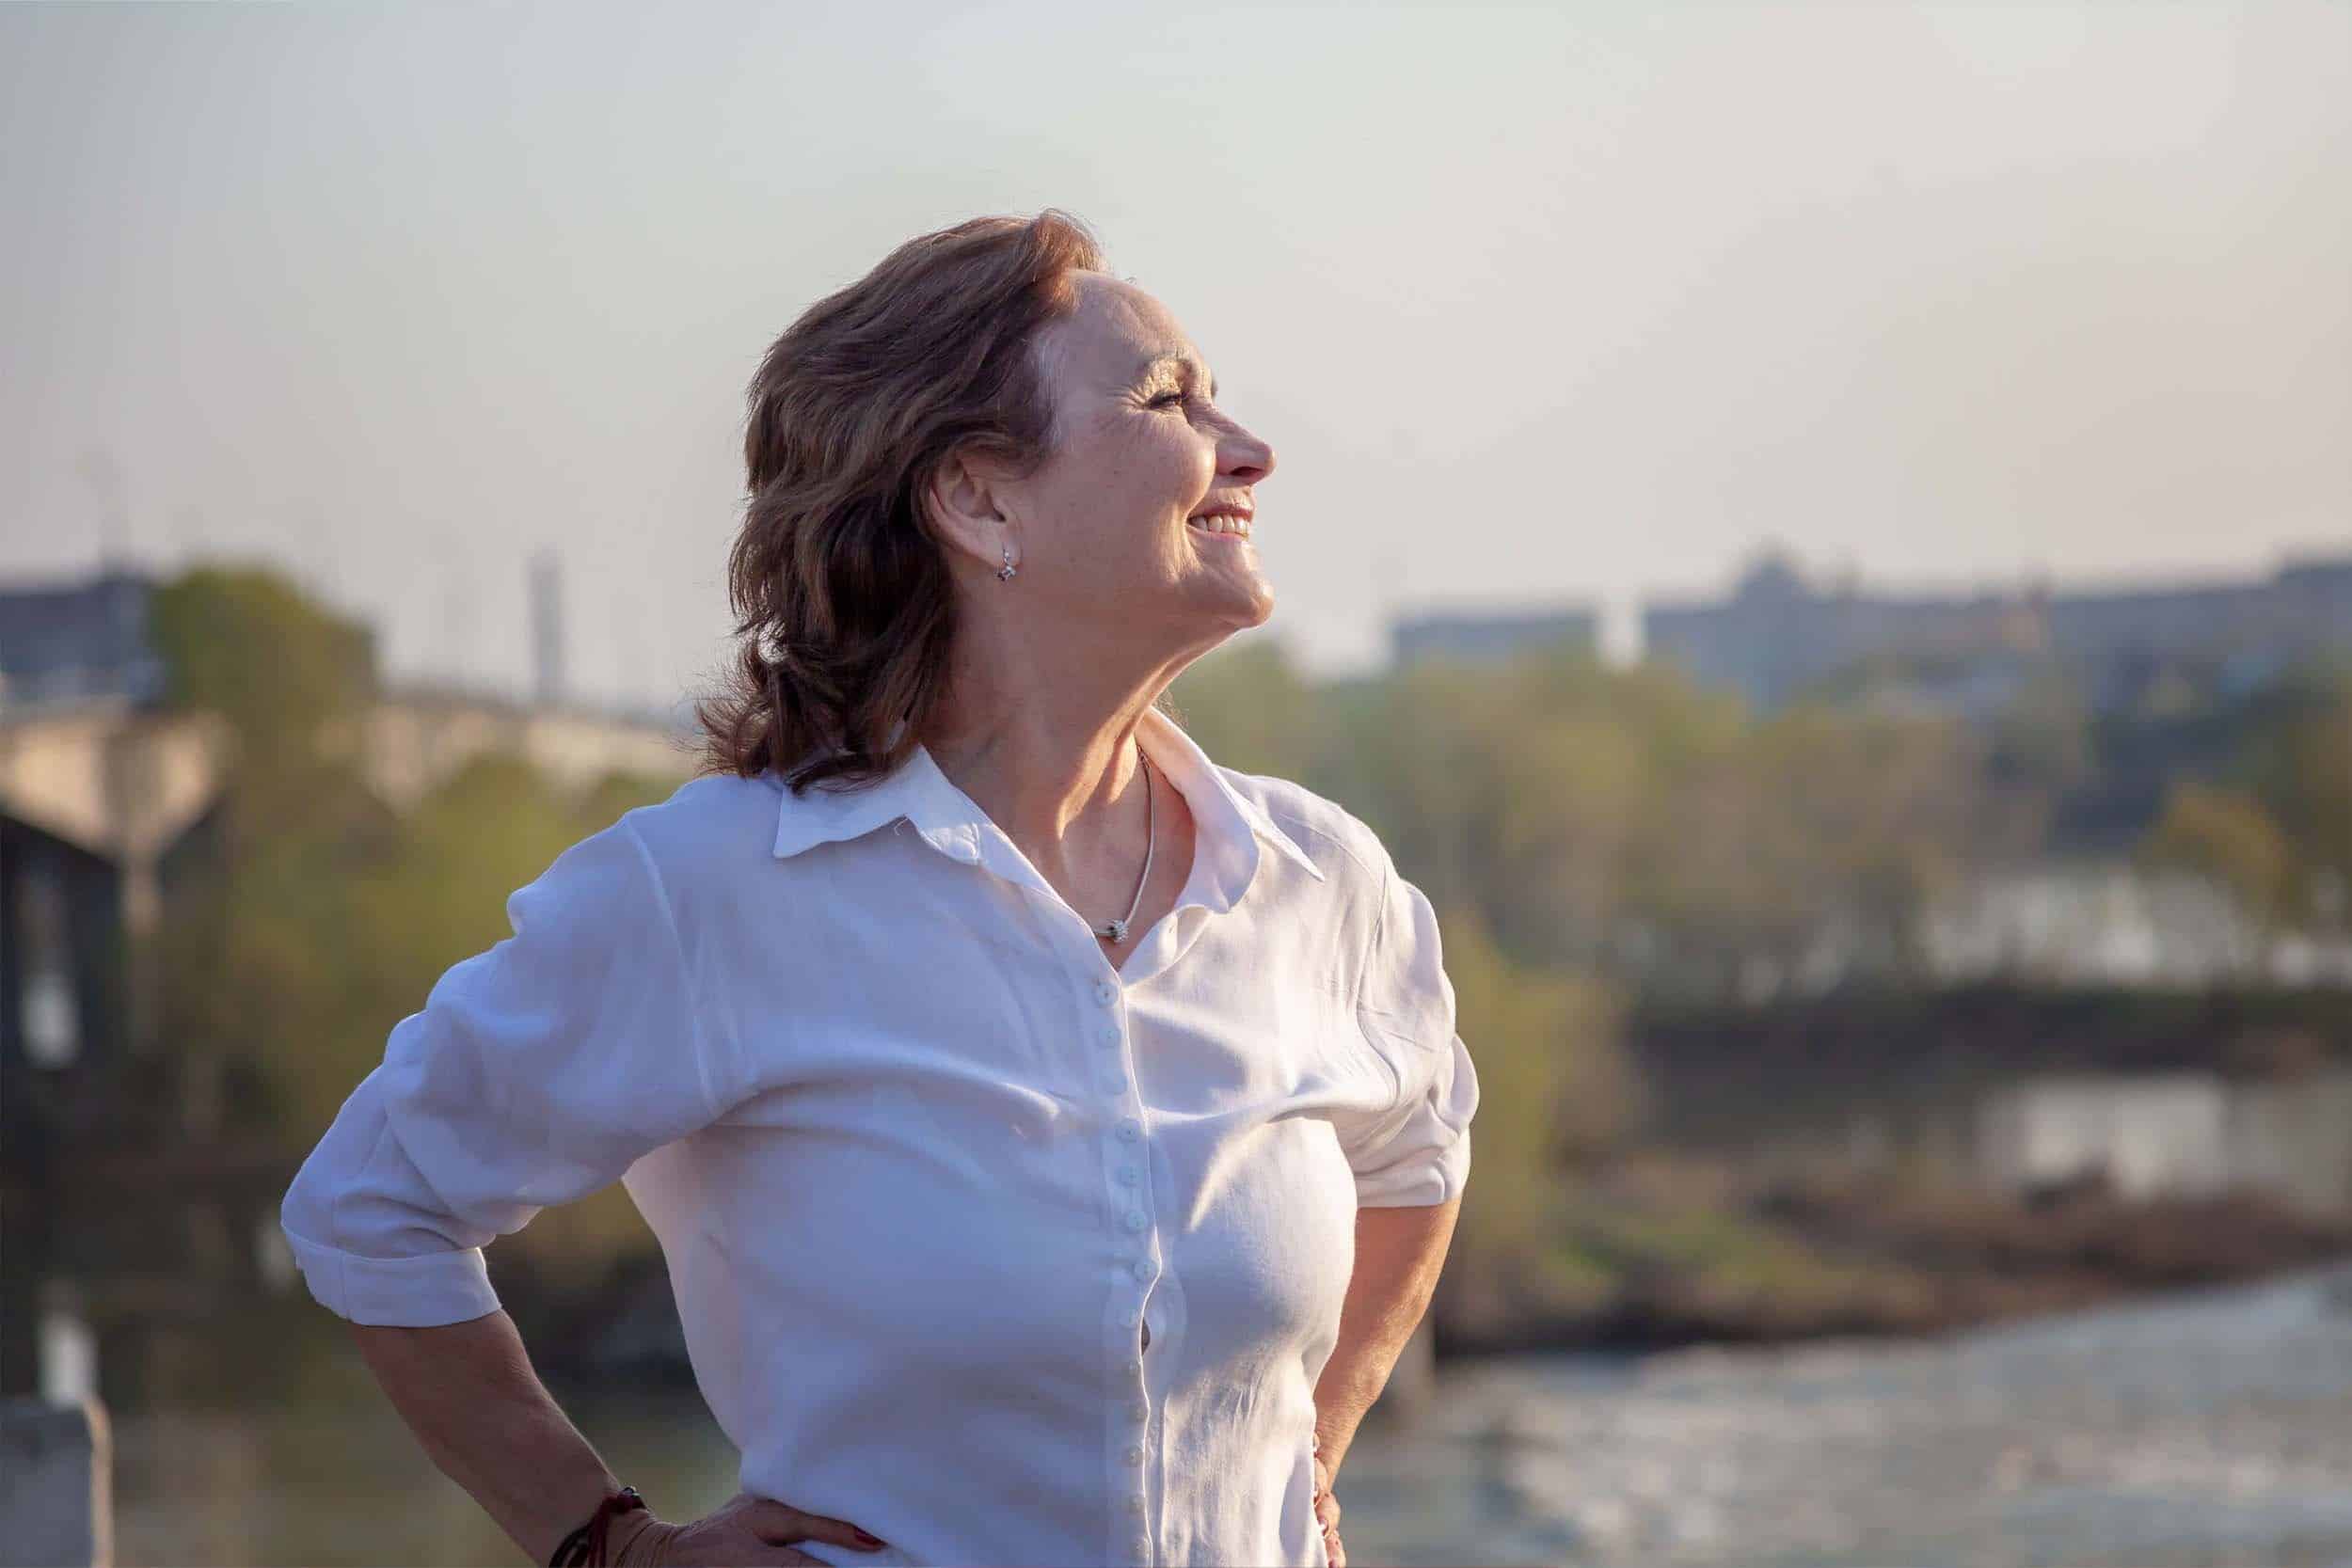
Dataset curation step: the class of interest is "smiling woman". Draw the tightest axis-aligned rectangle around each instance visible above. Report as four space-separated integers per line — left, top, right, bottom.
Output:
280 209 1471 1568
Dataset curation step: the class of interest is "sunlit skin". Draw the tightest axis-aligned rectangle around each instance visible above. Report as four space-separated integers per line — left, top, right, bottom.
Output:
915 270 1279 975
933 268 1279 649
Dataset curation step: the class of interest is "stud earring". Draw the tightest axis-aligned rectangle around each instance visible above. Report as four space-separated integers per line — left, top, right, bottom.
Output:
996 542 1018 582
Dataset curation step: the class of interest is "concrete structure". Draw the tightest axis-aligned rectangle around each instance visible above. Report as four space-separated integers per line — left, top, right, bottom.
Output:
325 682 696 813
0 699 231 1116
0 1397 112 1567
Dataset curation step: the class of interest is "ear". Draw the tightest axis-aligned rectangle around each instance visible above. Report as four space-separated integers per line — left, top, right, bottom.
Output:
920 445 1015 577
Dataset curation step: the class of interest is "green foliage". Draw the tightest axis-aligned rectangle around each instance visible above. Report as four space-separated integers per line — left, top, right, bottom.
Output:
147 565 376 735
2242 667 2352 926
147 566 379 840
2140 781 2295 939
1438 899 1638 1273
141 567 673 1158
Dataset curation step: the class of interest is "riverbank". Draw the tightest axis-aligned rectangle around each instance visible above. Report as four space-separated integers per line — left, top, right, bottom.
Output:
1436 1149 2352 1356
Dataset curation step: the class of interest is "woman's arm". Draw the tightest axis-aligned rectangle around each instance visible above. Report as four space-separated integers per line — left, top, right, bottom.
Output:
1311 1196 1461 1480
348 1311 622 1566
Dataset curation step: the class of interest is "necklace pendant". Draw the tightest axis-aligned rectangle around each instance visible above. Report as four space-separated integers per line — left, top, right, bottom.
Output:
1103 918 1127 943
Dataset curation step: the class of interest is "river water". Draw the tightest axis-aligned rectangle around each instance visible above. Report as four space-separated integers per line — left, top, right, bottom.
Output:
99 1259 2352 1566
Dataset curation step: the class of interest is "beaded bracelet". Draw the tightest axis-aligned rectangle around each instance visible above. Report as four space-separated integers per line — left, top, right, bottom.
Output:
548 1485 649 1567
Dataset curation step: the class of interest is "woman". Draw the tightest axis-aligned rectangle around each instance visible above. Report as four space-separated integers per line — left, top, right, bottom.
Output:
279 209 1477 1568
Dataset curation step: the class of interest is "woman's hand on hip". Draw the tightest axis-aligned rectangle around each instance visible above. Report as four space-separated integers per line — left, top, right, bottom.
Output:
608 1490 889 1565
1311 1436 1345 1568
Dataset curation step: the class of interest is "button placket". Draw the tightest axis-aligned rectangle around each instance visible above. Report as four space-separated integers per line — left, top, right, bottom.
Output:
1098 969 1158 1564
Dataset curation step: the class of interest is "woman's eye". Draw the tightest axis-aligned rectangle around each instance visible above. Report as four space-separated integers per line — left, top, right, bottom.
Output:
1150 390 1186 408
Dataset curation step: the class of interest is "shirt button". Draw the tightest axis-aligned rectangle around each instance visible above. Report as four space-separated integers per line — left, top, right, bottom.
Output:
1124 1212 1148 1232
1101 1024 1121 1045
1118 1165 1140 1185
1129 1492 1147 1513
949 837 980 863
1131 1259 1152 1283
1094 978 1118 1006
1124 1445 1144 1465
1117 1117 1142 1143
1132 1401 1149 1421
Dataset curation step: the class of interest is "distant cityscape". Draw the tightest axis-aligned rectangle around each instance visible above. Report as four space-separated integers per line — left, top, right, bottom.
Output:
1392 546 2352 719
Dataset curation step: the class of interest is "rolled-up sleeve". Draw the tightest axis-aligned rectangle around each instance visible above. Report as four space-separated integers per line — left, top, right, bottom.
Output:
278 815 730 1326
1340 852 1478 1208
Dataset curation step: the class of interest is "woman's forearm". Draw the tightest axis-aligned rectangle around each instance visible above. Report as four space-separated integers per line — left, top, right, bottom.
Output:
1311 1197 1461 1478
349 1309 625 1565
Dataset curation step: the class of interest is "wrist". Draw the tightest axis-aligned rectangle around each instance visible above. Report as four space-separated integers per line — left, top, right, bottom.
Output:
605 1511 674 1567
548 1484 653 1566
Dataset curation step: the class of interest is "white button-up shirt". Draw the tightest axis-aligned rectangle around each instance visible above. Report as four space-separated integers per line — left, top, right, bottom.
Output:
278 702 1477 1568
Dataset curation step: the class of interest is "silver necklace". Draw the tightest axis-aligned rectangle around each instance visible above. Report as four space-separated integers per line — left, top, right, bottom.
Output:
1096 740 1154 944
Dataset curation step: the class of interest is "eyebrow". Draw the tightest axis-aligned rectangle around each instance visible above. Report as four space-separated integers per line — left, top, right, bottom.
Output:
1138 350 1218 400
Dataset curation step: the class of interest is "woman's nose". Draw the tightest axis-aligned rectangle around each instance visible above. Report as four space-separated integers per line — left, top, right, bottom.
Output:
1222 422 1276 483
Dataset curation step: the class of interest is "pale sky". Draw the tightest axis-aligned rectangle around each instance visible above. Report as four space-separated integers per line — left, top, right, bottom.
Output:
5 1 2346 707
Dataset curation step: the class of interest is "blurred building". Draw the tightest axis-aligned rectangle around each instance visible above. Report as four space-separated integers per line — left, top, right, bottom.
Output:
0 568 166 711
1918 863 2352 990
1389 604 1599 668
1640 546 2352 717
1978 1069 2352 1215
1719 862 2352 1004
0 571 223 1143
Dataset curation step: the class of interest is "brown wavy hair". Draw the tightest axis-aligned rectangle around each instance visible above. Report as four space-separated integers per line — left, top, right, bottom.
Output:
693 209 1108 794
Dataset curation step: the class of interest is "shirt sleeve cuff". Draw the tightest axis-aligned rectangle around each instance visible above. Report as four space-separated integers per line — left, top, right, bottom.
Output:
282 1226 504 1326
1354 1123 1471 1209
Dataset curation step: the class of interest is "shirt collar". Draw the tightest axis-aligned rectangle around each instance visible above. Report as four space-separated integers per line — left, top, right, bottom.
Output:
771 705 1326 906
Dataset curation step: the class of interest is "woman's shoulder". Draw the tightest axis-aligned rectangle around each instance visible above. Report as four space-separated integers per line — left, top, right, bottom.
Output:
607 768 788 890
1212 765 1395 893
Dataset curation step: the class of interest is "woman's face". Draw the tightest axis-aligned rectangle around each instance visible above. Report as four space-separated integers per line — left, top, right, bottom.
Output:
985 272 1279 648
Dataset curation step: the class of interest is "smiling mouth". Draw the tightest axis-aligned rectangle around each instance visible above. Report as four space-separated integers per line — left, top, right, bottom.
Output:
1186 513 1254 542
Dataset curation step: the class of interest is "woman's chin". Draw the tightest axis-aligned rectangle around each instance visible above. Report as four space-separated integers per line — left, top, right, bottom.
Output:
1206 578 1276 631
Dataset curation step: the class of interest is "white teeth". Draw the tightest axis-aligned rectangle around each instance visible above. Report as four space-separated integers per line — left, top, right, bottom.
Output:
1191 512 1250 535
